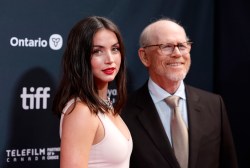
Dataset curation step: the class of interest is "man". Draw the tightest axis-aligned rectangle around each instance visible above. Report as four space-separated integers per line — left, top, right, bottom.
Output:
122 18 238 168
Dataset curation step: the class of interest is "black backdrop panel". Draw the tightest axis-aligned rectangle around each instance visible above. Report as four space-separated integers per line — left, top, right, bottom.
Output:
215 0 250 167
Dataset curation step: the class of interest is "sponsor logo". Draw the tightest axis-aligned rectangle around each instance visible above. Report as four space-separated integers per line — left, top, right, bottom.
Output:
5 147 60 163
20 87 50 110
10 34 63 50
108 88 117 103
49 34 63 50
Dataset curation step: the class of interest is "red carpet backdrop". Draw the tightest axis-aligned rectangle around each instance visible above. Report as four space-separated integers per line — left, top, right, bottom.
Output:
0 0 249 167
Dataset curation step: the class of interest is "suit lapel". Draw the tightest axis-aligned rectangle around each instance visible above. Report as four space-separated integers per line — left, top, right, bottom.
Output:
135 84 180 168
185 85 203 168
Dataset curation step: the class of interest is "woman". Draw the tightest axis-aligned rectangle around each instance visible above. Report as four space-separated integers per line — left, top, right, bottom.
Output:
53 16 132 168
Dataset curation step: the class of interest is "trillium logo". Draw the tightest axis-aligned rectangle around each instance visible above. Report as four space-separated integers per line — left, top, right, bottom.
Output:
10 34 63 50
49 34 63 50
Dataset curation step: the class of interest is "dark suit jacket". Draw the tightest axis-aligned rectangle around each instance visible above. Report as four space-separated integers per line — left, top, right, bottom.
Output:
122 82 238 168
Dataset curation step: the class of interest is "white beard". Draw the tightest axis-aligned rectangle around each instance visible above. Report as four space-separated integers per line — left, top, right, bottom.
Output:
166 70 187 81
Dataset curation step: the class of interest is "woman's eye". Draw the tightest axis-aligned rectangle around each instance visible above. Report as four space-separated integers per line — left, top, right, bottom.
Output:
92 49 103 55
112 47 120 52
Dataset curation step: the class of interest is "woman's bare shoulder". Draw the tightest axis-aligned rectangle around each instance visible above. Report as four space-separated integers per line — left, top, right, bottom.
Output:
62 101 99 136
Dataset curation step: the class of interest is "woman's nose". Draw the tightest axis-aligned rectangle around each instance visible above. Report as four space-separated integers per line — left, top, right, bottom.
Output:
105 51 114 63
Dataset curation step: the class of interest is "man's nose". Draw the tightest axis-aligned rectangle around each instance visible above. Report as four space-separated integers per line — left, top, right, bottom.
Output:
170 46 182 57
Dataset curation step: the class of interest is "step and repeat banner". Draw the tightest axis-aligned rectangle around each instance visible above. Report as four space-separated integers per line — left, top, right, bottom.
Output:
0 0 214 167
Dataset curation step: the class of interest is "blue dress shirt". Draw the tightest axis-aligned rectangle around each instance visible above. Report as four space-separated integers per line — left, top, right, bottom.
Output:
148 78 188 145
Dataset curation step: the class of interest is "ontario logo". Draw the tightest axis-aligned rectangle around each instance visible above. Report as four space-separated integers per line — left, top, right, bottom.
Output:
10 34 63 50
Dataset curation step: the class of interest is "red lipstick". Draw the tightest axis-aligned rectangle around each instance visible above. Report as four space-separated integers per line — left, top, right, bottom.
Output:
103 67 115 75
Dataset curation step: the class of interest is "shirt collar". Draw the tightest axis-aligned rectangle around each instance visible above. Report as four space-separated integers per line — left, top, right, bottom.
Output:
148 78 186 103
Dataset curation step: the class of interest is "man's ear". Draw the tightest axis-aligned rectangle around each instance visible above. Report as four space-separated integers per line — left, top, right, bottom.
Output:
138 48 150 67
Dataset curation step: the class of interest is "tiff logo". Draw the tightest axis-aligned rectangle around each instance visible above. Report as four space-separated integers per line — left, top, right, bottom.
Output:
20 87 50 110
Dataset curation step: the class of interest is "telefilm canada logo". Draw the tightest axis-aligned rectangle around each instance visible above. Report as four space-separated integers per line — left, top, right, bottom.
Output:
10 34 63 50
5 147 60 163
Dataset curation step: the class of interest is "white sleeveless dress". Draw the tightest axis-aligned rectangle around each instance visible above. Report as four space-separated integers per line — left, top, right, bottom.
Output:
60 99 133 168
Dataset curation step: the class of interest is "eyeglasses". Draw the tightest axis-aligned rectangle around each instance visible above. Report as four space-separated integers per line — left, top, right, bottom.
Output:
143 41 192 55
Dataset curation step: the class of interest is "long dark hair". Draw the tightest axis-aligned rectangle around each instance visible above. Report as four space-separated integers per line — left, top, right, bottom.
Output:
52 16 126 116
